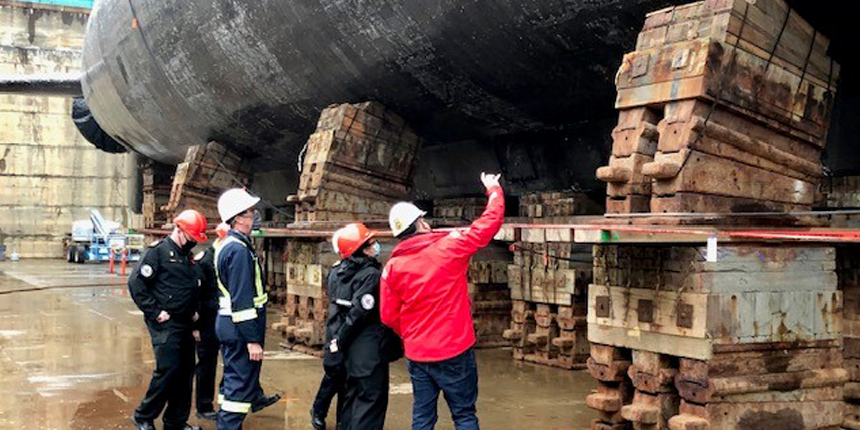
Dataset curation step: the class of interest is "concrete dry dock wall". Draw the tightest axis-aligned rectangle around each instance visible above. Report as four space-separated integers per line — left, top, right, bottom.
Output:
0 2 130 258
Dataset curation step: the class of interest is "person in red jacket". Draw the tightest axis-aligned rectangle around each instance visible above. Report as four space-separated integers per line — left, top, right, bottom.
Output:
380 172 504 430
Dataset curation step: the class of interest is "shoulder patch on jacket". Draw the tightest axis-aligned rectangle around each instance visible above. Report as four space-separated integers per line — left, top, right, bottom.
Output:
140 264 153 278
361 294 375 310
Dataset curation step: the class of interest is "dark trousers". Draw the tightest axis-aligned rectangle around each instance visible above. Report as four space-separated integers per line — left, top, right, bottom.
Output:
195 318 220 413
312 365 346 420
407 348 479 430
216 339 263 430
339 364 389 430
135 320 196 429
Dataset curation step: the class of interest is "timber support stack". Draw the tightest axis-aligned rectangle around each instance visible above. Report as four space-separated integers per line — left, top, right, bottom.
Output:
468 243 513 348
269 238 339 355
163 141 250 223
141 159 174 229
840 246 860 429
586 244 844 430
502 225 592 369
597 0 839 217
288 101 419 222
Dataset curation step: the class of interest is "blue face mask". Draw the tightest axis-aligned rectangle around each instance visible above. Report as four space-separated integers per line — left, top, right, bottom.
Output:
369 241 381 257
251 210 262 231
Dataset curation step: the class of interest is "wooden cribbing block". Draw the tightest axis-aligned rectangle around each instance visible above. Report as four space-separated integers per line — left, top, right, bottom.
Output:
556 305 587 331
845 382 860 401
611 107 661 158
607 195 651 214
534 304 554 328
511 300 533 324
502 327 523 341
589 344 633 382
602 153 655 197
629 351 678 394
590 420 630 430
552 336 575 349
588 383 631 413
646 150 816 206
526 332 549 346
846 403 860 430
667 414 709 430
620 391 679 428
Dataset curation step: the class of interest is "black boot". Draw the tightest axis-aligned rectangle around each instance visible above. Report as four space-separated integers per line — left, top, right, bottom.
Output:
131 418 156 430
251 394 281 413
310 408 326 430
196 410 217 421
164 425 201 430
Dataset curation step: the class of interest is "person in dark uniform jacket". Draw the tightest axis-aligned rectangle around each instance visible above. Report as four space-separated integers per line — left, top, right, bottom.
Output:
129 210 208 430
214 188 280 430
311 223 403 430
191 223 230 421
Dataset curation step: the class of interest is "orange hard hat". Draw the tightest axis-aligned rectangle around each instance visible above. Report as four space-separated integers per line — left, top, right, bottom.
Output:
174 209 208 242
216 222 230 240
332 223 376 259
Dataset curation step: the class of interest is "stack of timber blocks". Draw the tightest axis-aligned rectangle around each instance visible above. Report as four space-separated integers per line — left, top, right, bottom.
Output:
597 0 840 216
433 196 487 221
502 227 592 369
840 246 860 429
586 244 844 430
468 243 513 348
821 176 860 210
262 238 288 306
164 141 250 223
141 159 174 229
519 190 602 220
269 238 339 355
290 101 420 222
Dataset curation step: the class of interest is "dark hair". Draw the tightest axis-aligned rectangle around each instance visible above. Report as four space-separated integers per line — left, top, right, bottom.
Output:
396 221 418 240
354 240 373 257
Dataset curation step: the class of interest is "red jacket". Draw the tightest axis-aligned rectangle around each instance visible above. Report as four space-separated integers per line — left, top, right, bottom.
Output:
380 185 504 362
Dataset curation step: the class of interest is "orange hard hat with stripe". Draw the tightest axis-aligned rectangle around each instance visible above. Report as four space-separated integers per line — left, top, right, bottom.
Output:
174 209 208 242
332 223 376 259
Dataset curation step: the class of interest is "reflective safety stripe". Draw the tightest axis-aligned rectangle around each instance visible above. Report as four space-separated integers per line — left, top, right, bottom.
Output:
214 235 268 317
231 308 258 323
218 394 252 414
335 299 353 307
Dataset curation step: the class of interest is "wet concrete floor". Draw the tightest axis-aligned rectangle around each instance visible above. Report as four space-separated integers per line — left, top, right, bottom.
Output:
0 260 596 430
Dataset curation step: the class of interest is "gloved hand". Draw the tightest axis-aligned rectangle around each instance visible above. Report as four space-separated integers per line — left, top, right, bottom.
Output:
192 330 201 342
480 172 502 190
156 310 171 323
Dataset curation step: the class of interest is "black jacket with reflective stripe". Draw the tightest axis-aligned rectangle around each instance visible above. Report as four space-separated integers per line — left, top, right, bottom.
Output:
323 255 402 377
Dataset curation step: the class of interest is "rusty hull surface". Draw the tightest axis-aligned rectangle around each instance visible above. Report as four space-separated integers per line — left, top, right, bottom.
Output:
0 260 595 430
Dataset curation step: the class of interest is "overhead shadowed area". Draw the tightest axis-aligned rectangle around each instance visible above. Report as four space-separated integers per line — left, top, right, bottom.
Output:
78 0 860 200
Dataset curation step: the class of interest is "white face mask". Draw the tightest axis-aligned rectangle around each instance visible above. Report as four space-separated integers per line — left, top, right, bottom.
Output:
369 241 381 257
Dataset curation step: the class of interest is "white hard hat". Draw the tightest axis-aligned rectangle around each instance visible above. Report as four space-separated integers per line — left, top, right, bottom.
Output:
218 188 261 223
389 202 426 237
